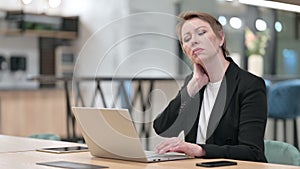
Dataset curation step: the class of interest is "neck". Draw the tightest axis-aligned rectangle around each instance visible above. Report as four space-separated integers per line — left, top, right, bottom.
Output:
202 55 229 83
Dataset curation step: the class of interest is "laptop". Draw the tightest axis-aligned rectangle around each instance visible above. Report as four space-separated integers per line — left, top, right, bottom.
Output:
72 107 190 162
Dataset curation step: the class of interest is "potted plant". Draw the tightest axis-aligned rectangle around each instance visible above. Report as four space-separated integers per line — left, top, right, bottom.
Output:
245 27 270 76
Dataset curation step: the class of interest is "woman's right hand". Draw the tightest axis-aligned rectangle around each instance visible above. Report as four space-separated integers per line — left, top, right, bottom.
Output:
187 63 209 97
155 137 206 157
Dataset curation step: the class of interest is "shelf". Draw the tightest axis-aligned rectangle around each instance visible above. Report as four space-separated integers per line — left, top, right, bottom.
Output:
0 29 22 35
0 10 79 40
0 29 77 39
26 30 77 39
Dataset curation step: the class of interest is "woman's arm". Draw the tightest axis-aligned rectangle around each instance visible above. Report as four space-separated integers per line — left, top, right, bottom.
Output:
153 73 207 136
153 74 192 137
154 63 209 137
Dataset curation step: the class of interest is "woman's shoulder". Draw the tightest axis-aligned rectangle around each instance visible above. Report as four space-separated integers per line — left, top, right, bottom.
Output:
240 67 264 82
227 57 264 83
235 65 266 89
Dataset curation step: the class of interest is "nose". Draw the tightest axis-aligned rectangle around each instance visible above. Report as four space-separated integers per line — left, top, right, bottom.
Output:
190 35 199 46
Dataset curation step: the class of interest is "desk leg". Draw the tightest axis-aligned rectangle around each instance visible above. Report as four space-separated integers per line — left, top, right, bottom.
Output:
64 81 72 140
64 81 76 141
132 80 154 150
75 82 86 107
118 80 132 111
0 97 1 133
91 81 107 107
293 119 298 149
144 80 154 150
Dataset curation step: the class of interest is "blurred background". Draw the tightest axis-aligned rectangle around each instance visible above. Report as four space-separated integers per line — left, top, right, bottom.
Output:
0 0 299 150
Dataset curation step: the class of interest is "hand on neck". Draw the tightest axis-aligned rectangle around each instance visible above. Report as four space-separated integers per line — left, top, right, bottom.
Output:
202 55 229 83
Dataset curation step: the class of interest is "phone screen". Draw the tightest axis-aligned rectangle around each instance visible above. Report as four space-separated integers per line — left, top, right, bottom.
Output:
37 146 88 153
196 160 237 167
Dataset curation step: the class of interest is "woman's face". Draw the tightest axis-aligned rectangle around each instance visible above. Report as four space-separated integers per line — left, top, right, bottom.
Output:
181 18 224 66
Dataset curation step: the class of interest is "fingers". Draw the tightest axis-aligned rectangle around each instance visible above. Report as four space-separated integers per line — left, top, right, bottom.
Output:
155 138 205 157
155 138 178 154
193 64 208 79
193 63 202 79
155 137 183 154
193 63 209 85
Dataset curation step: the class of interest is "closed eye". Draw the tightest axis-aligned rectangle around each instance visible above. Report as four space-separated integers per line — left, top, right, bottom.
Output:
183 35 191 43
198 31 206 36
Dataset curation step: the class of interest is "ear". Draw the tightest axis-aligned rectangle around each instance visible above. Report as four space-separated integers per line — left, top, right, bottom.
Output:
219 31 225 46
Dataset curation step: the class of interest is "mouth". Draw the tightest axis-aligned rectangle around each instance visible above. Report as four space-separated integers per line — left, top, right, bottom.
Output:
192 48 204 55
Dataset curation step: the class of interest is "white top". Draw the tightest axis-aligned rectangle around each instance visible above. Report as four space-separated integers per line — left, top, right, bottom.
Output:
196 80 222 144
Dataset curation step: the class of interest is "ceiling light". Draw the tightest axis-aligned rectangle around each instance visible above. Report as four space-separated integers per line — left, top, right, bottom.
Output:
275 21 283 32
218 16 227 26
255 19 267 31
238 0 300 13
22 0 33 5
229 17 242 29
48 0 61 8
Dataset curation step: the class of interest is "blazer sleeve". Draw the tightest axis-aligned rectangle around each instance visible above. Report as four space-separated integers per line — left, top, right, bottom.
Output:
200 77 267 162
153 74 201 137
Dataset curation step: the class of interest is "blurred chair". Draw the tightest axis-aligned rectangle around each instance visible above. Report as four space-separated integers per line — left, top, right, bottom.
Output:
267 79 300 149
264 79 272 93
28 133 61 141
264 140 300 166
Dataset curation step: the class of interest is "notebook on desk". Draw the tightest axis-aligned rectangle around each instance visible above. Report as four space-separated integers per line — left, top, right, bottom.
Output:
72 107 189 163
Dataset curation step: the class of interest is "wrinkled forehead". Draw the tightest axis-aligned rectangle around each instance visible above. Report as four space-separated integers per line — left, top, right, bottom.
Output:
181 18 211 35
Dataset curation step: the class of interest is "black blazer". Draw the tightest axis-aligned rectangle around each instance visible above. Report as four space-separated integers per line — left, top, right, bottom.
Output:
153 57 267 162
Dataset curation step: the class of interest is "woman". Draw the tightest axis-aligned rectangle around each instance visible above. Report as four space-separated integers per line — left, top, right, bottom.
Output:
153 11 267 162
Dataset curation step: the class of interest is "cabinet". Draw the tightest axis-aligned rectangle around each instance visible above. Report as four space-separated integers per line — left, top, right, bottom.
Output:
0 10 79 40
0 89 71 138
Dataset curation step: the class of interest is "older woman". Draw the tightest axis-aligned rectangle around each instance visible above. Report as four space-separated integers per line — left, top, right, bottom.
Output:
153 11 267 162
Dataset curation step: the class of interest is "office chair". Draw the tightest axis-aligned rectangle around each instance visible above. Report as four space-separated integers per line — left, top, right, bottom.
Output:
264 79 272 94
267 79 300 149
28 133 61 141
264 140 300 166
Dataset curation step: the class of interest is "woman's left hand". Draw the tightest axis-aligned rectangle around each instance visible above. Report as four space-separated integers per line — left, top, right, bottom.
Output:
155 137 206 157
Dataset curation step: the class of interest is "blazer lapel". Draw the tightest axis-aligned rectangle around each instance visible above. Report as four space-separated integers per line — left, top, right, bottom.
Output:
205 59 239 141
205 77 227 140
223 59 239 113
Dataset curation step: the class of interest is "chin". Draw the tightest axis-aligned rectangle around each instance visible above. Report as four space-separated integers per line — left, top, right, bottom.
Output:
193 58 204 65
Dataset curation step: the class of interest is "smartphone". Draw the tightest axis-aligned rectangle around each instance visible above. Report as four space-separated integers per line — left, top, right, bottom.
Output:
196 160 237 167
36 161 108 168
36 146 88 154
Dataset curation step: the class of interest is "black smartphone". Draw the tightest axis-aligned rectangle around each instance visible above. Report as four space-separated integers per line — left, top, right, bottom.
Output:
196 160 237 167
36 161 108 168
36 146 88 153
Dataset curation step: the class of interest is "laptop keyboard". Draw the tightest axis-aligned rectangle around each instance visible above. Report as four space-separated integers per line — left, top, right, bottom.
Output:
145 150 161 157
145 150 187 157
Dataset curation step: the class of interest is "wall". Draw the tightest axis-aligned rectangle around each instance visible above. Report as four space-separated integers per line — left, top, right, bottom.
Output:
69 0 182 76
66 0 185 116
0 36 39 89
276 11 300 75
62 0 180 78
0 0 40 89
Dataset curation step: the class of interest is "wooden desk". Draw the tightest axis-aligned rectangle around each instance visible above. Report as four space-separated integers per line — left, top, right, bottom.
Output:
1 151 300 169
0 135 84 153
0 135 300 169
